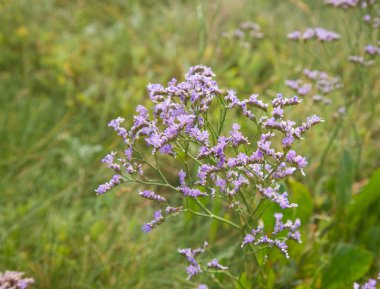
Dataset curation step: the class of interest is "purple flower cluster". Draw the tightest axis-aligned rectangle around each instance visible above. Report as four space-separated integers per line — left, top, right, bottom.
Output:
287 27 341 42
178 242 208 279
139 190 167 202
286 69 342 105
0 271 34 289
365 43 380 56
241 213 301 259
178 242 228 280
99 64 321 221
348 55 375 66
141 210 164 233
325 0 359 8
141 206 182 233
95 175 121 195
207 259 229 270
97 65 322 281
349 42 380 67
364 13 380 29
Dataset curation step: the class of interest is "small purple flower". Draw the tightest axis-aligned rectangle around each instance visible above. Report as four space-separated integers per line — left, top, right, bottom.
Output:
274 192 298 209
272 94 301 108
246 94 268 111
207 259 228 270
225 89 241 108
159 143 174 154
139 190 167 202
348 55 375 66
179 242 208 279
186 265 202 279
364 14 371 22
215 176 226 192
95 174 121 195
142 223 152 233
288 27 340 42
285 79 301 90
0 271 34 289
297 83 312 96
108 117 127 139
142 210 165 233
181 186 207 198
178 169 186 187
273 106 284 118
287 31 302 40
365 45 379 55
325 0 359 8
241 233 255 247
303 28 315 40
230 123 249 147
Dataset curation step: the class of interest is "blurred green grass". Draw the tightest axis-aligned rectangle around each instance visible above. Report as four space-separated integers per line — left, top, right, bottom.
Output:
1 0 380 288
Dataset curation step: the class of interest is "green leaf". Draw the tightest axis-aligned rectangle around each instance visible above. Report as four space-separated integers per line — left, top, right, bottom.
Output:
321 244 373 289
336 150 354 214
89 220 107 240
348 169 380 228
288 178 313 224
236 272 252 289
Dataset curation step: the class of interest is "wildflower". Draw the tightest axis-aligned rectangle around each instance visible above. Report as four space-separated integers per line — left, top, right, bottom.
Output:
0 271 34 289
97 65 322 280
139 190 167 202
288 27 340 42
348 55 375 66
179 242 208 279
365 45 380 55
257 185 298 209
142 210 165 233
207 259 228 270
95 175 121 195
242 214 301 258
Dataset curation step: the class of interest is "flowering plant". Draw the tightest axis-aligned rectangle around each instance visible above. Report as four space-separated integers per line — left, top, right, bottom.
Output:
96 65 322 287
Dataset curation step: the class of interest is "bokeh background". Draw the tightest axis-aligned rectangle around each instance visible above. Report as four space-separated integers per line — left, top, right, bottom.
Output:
1 0 380 288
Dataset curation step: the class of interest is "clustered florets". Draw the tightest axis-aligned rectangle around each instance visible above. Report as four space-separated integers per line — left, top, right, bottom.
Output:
178 242 228 280
0 271 34 289
241 213 301 259
96 65 323 280
287 27 341 42
286 69 342 105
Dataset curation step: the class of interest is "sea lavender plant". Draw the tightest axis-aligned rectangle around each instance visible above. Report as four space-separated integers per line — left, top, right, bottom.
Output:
287 27 341 42
285 68 342 106
96 65 322 286
0 271 34 289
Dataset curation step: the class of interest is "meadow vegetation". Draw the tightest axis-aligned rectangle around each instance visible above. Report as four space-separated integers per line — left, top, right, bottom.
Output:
1 0 380 288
